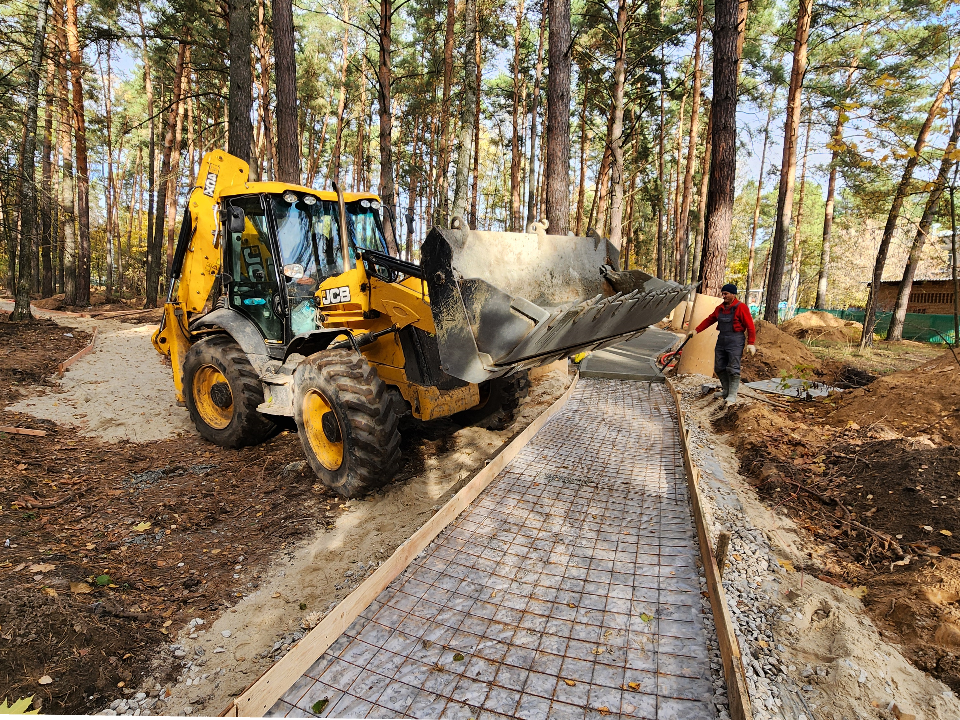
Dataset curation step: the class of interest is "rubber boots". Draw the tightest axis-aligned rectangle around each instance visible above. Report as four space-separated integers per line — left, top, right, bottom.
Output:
726 373 741 405
714 370 729 399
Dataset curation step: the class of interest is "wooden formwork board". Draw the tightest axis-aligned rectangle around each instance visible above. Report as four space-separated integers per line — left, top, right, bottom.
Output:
57 327 98 378
227 373 581 717
666 379 753 720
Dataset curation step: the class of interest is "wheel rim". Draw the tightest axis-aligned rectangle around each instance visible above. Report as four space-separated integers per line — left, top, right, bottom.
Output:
192 364 234 430
303 389 344 470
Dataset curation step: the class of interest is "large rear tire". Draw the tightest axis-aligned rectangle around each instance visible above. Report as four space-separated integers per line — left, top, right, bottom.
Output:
182 334 277 448
293 349 401 498
454 371 530 430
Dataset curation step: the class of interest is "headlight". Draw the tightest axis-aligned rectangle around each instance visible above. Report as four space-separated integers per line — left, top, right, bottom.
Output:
370 201 381 210
282 191 298 204
303 195 317 206
360 199 370 208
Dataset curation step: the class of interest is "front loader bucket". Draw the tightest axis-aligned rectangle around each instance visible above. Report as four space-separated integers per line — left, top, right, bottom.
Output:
421 226 693 384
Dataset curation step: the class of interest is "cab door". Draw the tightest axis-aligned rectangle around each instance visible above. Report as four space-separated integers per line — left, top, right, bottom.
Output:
224 195 286 344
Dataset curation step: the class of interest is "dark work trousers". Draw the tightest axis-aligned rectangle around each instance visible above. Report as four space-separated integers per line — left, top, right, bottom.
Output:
714 304 746 377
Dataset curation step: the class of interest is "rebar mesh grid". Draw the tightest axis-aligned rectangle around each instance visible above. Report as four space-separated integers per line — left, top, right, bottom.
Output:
268 380 716 719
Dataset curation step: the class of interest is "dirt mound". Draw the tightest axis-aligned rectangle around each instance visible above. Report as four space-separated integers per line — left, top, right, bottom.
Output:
740 319 819 382
781 310 862 343
827 351 960 444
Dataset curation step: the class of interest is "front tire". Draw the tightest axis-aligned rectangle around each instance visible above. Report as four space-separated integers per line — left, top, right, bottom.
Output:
182 334 276 447
454 371 530 430
293 349 401 498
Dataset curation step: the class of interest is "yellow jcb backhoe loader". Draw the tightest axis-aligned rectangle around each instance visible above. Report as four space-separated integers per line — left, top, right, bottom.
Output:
153 150 692 497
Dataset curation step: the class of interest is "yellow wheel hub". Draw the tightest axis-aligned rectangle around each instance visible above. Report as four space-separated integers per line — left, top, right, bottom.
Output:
192 364 234 430
303 389 344 471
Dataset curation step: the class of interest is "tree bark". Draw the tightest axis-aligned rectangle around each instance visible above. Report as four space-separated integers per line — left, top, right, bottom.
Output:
656 44 666 278
437 0 456 224
860 46 960 347
102 45 115 298
509 0 525 231
228 0 253 162
671 90 686 278
699 0 741 297
745 93 773 305
273 0 300 182
762 0 811 321
56 0 76 306
677 0 704 283
11 0 49 321
451 0 478 224
165 49 190 277
65 0 90 306
147 39 187 307
136 1 155 306
40 54 55 298
575 83 590 235
470 34 482 229
328 0 350 184
607 0 628 251
525 9 546 229
377 0 398 251
786 116 812 315
257 0 275 179
545 0 572 234
691 103 711 284
887 108 960 341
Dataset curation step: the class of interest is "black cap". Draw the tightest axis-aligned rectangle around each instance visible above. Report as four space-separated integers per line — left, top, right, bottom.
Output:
721 283 737 294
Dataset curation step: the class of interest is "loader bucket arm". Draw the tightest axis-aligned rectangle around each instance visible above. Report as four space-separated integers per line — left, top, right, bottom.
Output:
421 226 693 384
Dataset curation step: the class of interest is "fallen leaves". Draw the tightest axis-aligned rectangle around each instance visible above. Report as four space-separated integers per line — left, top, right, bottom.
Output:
130 521 152 532
28 563 55 573
37 676 53 685
941 529 953 536
563 679 576 687
41 588 57 598
638 613 653 623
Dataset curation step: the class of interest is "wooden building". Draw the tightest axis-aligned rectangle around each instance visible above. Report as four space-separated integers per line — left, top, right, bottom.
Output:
876 278 957 314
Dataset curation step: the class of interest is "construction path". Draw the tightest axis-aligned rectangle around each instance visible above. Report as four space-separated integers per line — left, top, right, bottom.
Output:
267 379 715 719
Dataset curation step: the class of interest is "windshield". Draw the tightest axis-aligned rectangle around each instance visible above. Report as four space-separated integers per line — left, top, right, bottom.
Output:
346 200 388 255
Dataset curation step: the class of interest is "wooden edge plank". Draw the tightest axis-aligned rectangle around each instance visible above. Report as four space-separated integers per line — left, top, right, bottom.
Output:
0 426 48 436
666 379 753 720
57 327 99 378
228 372 581 717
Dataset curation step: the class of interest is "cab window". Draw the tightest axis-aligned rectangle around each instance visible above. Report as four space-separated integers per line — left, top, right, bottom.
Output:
226 196 284 342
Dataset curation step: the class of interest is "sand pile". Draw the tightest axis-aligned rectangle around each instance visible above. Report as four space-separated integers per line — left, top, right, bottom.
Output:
741 319 819 382
780 310 862 343
827 350 960 444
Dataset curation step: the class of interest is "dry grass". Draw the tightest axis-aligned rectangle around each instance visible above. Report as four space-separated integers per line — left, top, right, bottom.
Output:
804 338 945 375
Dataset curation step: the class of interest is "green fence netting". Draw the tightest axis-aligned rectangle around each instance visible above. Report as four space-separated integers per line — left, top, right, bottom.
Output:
788 308 959 344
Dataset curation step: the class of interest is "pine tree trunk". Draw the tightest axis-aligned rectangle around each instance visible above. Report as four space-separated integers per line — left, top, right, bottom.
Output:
328 0 350 184
699 0 741 297
887 108 960 341
545 0 572 234
11 0 49 321
102 45 116 298
437 0 456 224
671 90 686 278
137 1 155 306
745 93 773 304
165 50 190 277
656 45 666 279
469 36 482 229
56 0 77 305
148 39 188 306
228 0 253 162
762 0 811 321
786 117 812 315
377 0 397 250
691 103 711 284
860 46 960 347
257 0 276 179
575 83 589 235
451 0 478 224
594 111 615 234
273 0 300 182
509 0 525 231
676 0 703 282
40 54 55 298
525 10 546 229
607 0 628 251
65 0 90 306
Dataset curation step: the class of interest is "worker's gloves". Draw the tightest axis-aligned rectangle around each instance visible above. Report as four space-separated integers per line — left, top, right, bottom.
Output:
686 330 696 339
748 344 757 356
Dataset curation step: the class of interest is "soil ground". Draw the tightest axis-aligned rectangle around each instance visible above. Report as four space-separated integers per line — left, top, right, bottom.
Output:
0 303 570 714
691 317 960 701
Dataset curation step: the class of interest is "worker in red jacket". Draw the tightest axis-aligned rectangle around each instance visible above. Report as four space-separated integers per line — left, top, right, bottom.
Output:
687 283 756 404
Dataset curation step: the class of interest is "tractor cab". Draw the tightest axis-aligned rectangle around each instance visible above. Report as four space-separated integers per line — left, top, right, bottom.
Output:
218 187 388 345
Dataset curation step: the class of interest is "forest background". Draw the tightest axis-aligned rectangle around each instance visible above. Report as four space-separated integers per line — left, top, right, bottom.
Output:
3 0 960 345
